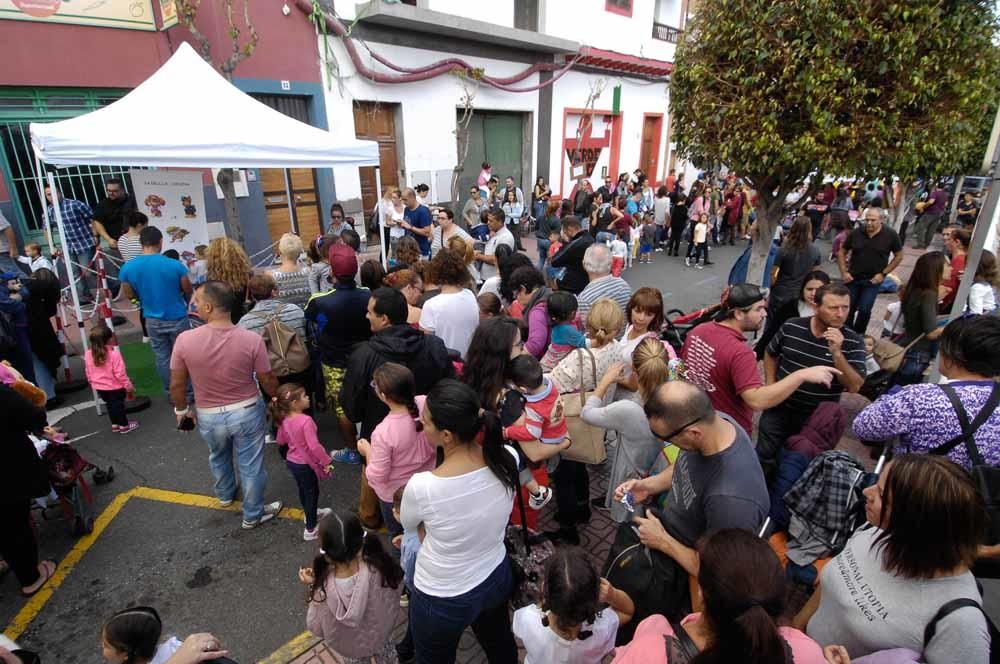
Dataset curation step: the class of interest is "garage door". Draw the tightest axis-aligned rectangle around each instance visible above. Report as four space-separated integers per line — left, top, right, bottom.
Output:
456 111 524 207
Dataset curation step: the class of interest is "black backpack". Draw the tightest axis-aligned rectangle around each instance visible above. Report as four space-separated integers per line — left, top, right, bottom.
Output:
930 383 1000 577
924 598 999 664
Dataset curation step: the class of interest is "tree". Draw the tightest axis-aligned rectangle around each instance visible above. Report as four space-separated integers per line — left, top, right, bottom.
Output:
669 0 1000 283
174 0 260 244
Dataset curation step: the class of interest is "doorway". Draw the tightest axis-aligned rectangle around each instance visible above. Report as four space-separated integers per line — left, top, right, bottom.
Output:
457 110 526 206
639 114 664 186
354 101 401 216
260 168 322 244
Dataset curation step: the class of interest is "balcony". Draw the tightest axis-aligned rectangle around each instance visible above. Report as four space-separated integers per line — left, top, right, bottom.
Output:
652 22 682 43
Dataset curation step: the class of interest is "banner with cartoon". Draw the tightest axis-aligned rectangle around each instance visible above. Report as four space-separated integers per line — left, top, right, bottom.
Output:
130 169 208 265
0 0 156 31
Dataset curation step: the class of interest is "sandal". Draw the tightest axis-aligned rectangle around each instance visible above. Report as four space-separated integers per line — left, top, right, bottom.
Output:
20 559 56 597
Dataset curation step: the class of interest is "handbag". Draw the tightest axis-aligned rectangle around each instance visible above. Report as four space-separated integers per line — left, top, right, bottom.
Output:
560 348 608 465
931 383 1000 577
872 332 925 374
505 473 555 608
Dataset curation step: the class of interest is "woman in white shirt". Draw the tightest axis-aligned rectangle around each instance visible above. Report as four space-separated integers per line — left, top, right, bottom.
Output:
419 248 479 358
476 209 515 282
969 250 998 314
429 208 472 258
401 379 519 664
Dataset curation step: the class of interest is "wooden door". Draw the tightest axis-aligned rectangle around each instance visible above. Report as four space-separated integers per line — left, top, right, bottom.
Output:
354 102 400 215
457 111 524 206
260 168 322 245
640 115 663 185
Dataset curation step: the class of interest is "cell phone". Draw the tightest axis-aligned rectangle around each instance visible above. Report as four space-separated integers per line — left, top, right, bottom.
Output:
177 415 195 431
620 491 636 513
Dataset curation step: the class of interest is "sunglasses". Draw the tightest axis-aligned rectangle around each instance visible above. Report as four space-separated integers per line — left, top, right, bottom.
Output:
653 417 701 442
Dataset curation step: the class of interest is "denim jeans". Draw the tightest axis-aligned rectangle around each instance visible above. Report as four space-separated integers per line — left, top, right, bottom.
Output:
379 499 403 539
409 558 516 664
146 316 190 392
287 460 319 530
0 254 21 275
846 279 881 335
535 238 550 272
67 246 97 301
596 231 615 245
32 353 56 399
196 399 268 522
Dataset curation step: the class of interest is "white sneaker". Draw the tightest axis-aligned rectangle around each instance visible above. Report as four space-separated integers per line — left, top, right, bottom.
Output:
685 257 691 267
528 486 553 510
315 507 332 522
303 526 319 541
242 500 283 529
696 263 704 270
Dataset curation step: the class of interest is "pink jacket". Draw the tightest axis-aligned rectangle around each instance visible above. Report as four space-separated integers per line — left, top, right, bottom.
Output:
365 396 435 503
84 348 133 393
277 414 332 480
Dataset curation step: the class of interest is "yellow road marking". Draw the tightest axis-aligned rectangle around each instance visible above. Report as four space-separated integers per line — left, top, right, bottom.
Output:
257 630 320 664
4 487 305 641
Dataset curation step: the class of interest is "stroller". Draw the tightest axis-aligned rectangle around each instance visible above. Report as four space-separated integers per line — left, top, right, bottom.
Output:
36 437 114 535
661 303 723 353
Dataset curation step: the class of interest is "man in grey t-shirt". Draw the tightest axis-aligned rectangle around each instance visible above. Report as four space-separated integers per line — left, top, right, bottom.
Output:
615 380 769 575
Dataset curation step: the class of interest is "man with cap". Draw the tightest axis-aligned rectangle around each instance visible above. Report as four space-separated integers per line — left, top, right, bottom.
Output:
758 283 864 479
681 283 841 444
305 244 372 466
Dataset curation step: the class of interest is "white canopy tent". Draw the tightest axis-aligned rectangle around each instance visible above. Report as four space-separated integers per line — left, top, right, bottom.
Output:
27 41 383 413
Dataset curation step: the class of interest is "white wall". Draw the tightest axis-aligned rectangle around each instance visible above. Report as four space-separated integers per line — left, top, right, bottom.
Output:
548 69 670 197
322 37 540 203
541 0 676 63
427 0 515 27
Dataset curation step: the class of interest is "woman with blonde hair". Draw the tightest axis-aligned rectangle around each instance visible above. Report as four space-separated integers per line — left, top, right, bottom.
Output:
582 337 673 523
447 233 479 287
546 297 625 544
394 235 422 269
268 233 314 309
205 237 252 323
383 268 423 327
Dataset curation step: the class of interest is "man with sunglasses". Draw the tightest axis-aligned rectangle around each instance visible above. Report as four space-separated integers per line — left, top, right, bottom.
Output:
682 284 841 439
612 380 769 627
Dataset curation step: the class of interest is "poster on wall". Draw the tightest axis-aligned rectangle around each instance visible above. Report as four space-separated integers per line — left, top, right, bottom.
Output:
159 0 177 28
130 169 208 266
0 0 156 31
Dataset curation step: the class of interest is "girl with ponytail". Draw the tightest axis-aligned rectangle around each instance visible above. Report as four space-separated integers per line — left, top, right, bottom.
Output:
356 362 435 539
582 337 676 524
300 510 403 663
400 379 519 663
101 606 229 664
612 528 825 664
270 383 333 542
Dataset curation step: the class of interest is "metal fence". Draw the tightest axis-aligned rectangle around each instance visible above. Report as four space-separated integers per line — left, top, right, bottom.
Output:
652 22 682 43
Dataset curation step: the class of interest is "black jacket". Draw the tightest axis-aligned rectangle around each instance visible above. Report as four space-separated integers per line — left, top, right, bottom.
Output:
573 190 593 217
339 324 455 437
550 230 595 295
0 385 49 504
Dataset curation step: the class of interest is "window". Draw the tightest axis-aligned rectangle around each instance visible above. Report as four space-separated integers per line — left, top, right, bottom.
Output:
605 0 633 17
514 0 539 31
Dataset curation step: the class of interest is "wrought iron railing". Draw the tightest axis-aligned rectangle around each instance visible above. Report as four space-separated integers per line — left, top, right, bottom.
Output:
652 22 682 43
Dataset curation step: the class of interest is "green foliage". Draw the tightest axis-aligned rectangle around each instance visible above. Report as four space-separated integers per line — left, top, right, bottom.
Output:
670 0 1000 201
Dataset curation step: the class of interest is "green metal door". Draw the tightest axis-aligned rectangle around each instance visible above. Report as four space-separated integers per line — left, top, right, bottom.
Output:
456 110 523 209
0 87 128 246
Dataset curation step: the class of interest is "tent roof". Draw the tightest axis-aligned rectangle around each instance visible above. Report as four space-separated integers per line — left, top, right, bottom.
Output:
30 42 379 169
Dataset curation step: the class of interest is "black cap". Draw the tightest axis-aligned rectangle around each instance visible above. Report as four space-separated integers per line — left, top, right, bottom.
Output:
716 283 767 320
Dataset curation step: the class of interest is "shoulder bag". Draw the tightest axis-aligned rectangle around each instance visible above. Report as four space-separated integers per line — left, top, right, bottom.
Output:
560 348 607 465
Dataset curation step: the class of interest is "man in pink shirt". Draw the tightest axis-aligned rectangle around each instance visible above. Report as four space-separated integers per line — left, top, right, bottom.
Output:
170 281 283 529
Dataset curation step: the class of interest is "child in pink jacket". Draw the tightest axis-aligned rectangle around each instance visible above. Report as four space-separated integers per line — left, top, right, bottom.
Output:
84 323 138 434
356 362 435 540
270 383 333 541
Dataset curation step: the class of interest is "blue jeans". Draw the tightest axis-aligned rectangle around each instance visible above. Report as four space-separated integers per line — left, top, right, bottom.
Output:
535 238 550 272
32 353 56 399
0 255 22 275
146 316 190 392
846 279 881 335
197 399 268 522
287 460 320 530
379 499 403 539
67 246 97 301
596 231 615 245
409 558 516 664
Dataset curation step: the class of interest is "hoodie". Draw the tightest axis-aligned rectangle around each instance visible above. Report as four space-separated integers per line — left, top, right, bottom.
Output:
305 561 400 659
339 324 455 438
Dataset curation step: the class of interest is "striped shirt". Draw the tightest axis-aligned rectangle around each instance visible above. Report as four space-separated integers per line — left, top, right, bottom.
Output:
237 299 308 340
47 198 96 254
766 317 866 411
576 275 632 328
269 267 315 309
117 233 143 263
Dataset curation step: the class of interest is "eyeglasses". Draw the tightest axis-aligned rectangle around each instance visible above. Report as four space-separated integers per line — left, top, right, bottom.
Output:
653 417 701 442
331 214 344 220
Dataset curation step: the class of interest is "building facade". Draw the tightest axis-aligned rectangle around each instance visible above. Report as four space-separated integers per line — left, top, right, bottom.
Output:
320 0 693 216
0 0 337 259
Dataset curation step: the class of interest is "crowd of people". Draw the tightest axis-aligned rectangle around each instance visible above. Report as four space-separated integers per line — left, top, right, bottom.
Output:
2 167 1000 664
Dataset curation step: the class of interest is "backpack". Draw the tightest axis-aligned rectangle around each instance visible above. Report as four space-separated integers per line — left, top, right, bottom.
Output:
924 598 999 664
260 305 310 377
930 383 1000 577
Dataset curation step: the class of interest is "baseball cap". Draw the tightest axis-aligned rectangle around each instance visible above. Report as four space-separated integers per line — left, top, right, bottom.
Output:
717 283 767 320
328 244 358 279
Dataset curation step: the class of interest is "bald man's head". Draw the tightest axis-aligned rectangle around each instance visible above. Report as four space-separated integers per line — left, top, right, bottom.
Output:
645 380 715 439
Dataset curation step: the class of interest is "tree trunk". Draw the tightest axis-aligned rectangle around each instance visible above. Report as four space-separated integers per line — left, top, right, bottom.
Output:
216 168 243 245
745 197 785 286
948 175 964 224
887 180 921 231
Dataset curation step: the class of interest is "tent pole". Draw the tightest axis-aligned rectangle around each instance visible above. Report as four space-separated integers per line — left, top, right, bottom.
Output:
375 166 387 270
33 153 56 256
283 169 298 235
47 172 101 415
